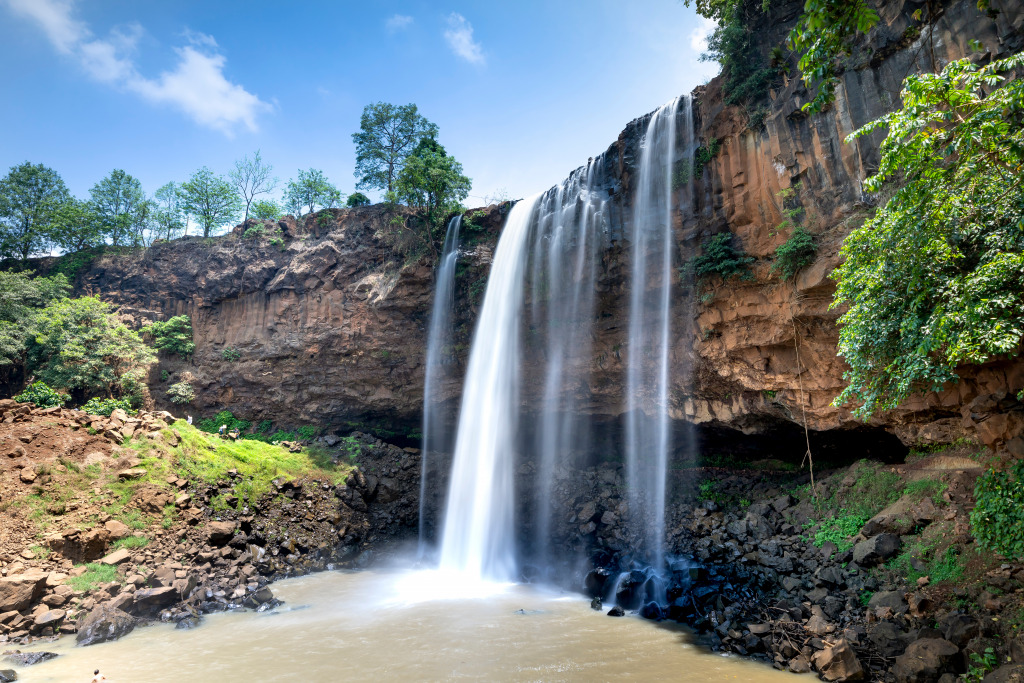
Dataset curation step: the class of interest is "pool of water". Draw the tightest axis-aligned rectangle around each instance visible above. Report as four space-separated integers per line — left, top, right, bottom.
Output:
15 569 798 682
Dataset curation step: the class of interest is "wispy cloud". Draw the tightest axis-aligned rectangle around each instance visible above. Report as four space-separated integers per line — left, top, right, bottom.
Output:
689 16 716 53
4 0 270 136
443 12 484 65
386 14 413 32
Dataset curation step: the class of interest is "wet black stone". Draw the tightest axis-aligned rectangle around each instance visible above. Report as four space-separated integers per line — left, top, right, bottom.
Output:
607 606 625 617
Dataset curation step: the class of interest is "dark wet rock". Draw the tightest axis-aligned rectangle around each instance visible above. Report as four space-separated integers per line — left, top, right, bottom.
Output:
0 669 15 682
584 568 612 598
939 613 980 648
132 586 179 615
640 601 664 620
893 639 959 683
607 606 625 617
868 590 908 614
852 534 902 566
175 616 203 630
3 652 58 666
76 605 136 646
590 597 602 611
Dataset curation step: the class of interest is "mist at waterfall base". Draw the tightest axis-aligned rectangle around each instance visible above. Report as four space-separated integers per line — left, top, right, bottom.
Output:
416 96 698 609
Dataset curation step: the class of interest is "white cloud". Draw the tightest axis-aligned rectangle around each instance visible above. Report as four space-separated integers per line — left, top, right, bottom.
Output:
689 16 716 53
386 14 413 32
3 0 269 136
443 12 484 65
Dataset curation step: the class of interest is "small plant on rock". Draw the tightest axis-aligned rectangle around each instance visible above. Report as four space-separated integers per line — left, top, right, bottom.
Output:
686 232 755 285
221 347 241 362
167 378 195 405
771 226 817 280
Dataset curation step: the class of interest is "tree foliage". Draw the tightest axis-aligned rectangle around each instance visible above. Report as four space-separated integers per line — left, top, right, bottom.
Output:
698 2 779 106
353 102 439 193
771 226 817 280
688 232 755 283
832 53 1024 418
48 198 106 253
26 296 156 399
0 270 69 375
252 199 281 220
145 315 195 357
180 167 241 238
90 169 152 247
971 459 1024 561
346 192 371 207
787 0 879 114
14 381 67 408
285 169 341 216
229 150 277 224
0 162 70 262
153 182 186 242
392 138 471 258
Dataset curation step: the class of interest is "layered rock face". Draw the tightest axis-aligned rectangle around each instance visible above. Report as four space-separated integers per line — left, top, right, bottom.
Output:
72 0 1023 457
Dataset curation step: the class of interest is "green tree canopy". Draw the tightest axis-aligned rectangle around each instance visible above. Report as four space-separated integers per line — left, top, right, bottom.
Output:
346 192 371 207
229 150 277 224
285 169 341 216
353 102 439 193
152 182 186 242
0 162 70 262
145 315 195 357
26 295 156 399
180 167 241 238
252 199 282 220
0 270 70 377
393 138 471 258
48 198 106 254
832 53 1024 418
90 169 151 247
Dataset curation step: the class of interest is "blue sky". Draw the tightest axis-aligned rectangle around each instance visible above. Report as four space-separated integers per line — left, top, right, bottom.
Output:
0 0 718 208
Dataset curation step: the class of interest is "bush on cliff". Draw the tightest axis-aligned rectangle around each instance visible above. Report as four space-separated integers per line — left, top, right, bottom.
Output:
687 232 755 284
145 315 195 357
971 460 1024 561
832 53 1024 418
14 381 67 408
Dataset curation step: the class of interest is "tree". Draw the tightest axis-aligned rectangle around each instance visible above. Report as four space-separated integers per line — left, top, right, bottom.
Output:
26 295 156 400
252 199 281 220
90 169 151 247
346 192 371 207
0 162 69 262
832 53 1024 418
48 199 106 253
180 167 241 238
145 315 195 357
284 169 341 216
152 182 185 242
229 150 277 224
393 138 471 258
352 102 439 193
0 270 69 379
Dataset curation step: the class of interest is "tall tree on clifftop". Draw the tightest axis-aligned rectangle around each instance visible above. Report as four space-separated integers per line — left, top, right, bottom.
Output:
393 137 471 259
180 167 241 238
90 169 151 247
352 102 439 194
229 150 277 224
284 169 341 216
0 162 69 262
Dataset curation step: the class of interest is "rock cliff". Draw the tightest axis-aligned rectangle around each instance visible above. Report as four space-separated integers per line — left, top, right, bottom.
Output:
69 0 1023 459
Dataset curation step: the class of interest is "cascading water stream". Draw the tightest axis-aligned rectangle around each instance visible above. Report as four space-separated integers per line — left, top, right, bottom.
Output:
625 96 682 572
419 215 462 556
435 96 692 587
438 196 541 581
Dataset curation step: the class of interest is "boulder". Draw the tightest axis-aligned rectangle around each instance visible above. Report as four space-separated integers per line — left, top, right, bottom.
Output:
893 639 959 683
869 590 908 614
853 533 902 566
47 528 110 563
99 548 131 566
132 586 179 615
2 653 57 667
103 520 131 540
0 669 15 682
984 666 1024 683
33 608 66 629
207 521 237 546
811 639 865 681
606 606 625 617
0 572 47 612
939 614 980 648
117 468 146 481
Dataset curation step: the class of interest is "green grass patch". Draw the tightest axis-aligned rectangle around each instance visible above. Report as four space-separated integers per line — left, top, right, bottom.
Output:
112 535 149 550
904 478 947 506
813 513 869 552
66 563 120 592
887 538 964 585
168 421 352 509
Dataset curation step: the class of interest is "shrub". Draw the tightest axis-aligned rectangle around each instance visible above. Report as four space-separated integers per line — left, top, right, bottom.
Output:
197 410 250 435
256 420 273 434
813 513 868 552
771 226 817 280
81 397 135 417
221 347 241 362
687 232 755 283
167 380 195 405
971 460 1024 560
243 225 265 239
297 425 319 440
346 192 371 207
14 381 67 408
146 315 195 357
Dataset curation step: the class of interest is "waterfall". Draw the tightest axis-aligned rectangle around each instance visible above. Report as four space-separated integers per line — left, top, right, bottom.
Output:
435 96 691 584
625 96 682 571
420 215 462 556
438 195 541 581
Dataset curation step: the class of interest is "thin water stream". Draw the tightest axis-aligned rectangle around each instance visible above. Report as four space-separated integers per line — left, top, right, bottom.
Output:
17 570 797 682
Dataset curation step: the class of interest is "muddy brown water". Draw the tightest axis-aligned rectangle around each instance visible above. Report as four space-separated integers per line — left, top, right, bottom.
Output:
16 569 799 682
